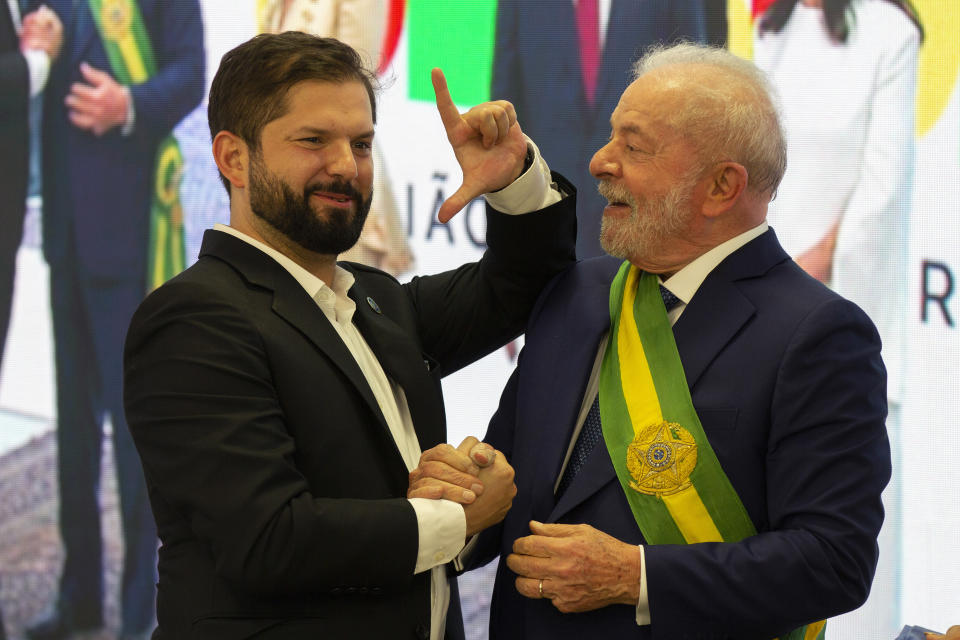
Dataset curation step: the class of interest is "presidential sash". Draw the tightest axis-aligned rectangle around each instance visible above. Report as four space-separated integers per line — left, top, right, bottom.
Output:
88 0 186 290
600 262 825 640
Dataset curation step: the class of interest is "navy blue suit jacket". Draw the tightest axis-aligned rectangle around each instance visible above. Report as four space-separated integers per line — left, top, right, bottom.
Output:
35 0 203 277
472 230 890 639
492 0 705 258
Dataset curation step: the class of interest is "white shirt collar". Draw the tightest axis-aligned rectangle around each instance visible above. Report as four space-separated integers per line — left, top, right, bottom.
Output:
660 222 769 304
213 223 358 323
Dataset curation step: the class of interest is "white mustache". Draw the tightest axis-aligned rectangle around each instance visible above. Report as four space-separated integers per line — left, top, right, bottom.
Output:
597 181 636 207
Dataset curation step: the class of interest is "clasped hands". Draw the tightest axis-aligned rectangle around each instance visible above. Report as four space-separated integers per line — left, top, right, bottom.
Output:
21 5 126 136
408 438 642 613
20 5 62 60
408 436 516 538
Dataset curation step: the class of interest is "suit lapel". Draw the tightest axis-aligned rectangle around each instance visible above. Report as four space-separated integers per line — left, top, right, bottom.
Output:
675 229 790 391
672 277 755 392
70 0 97 64
547 233 789 521
199 231 396 452
348 275 446 453
2 3 17 47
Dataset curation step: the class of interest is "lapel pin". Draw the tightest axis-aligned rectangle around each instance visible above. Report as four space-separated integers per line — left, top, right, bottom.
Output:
366 296 382 314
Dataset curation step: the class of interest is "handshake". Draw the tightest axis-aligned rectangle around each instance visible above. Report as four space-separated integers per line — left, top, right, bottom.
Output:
408 436 516 538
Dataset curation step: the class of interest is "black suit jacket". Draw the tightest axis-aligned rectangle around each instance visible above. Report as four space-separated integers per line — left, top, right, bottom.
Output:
0 4 28 224
123 192 577 640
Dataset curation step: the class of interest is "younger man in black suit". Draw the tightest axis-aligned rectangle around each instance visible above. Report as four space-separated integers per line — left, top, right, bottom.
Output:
123 32 576 640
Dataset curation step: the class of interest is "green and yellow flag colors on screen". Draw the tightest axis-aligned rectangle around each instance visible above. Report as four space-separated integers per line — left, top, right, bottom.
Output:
87 0 187 291
407 0 498 105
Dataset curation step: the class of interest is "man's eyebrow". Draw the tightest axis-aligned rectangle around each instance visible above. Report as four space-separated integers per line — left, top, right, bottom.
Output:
616 123 658 146
289 127 376 139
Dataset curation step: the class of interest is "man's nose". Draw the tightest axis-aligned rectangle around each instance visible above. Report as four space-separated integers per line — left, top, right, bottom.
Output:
326 141 358 180
589 142 620 179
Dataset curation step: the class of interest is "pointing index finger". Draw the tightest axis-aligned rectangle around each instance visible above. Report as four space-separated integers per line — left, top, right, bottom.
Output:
432 68 461 132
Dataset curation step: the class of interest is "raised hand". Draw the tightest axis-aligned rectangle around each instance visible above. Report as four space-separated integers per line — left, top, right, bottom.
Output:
432 68 528 223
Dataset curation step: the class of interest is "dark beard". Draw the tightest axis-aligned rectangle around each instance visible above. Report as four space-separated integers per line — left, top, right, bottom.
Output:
248 156 372 256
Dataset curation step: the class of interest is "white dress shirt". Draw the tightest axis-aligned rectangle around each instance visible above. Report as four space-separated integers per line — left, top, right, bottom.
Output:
214 137 559 640
754 0 919 403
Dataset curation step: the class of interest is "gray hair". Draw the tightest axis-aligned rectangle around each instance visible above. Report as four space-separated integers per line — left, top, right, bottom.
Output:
632 42 787 197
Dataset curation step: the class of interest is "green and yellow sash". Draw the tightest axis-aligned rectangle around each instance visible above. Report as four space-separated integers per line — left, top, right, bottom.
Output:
600 262 825 640
88 0 186 290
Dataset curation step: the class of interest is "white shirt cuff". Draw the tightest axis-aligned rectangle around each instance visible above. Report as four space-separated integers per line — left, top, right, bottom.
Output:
452 534 480 572
636 544 650 625
483 137 563 214
409 497 466 574
22 48 50 97
121 86 135 136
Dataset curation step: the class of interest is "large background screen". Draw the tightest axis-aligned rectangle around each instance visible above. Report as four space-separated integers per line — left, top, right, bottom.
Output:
0 1 957 638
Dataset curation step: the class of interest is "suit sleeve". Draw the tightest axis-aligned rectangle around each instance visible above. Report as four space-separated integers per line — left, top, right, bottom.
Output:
457 262 572 572
403 178 577 377
0 48 28 114
128 0 204 142
123 280 421 595
644 297 890 638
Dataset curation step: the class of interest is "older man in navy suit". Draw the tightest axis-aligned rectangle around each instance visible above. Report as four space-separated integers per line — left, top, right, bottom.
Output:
23 0 203 638
419 42 891 639
492 0 705 258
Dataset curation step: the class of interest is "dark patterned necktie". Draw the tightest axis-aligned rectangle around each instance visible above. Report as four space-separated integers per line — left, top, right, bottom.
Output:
659 285 681 312
556 284 682 498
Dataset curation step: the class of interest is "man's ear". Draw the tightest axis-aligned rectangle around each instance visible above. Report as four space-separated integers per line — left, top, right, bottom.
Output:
702 162 748 218
212 131 249 191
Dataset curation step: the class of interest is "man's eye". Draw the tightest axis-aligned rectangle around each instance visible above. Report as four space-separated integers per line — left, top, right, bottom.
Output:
300 137 321 144
354 140 373 152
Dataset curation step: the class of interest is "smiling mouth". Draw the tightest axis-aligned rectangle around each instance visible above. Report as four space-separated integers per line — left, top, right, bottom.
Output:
604 201 632 215
310 191 355 208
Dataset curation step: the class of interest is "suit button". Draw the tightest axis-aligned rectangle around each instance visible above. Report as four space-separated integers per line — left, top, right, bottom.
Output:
331 587 342 595
346 586 357 594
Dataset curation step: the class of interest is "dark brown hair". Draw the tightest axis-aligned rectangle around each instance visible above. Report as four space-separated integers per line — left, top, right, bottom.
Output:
208 31 379 192
759 0 923 44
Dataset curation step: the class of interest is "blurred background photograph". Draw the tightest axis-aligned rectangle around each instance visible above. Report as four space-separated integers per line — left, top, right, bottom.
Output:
0 0 957 638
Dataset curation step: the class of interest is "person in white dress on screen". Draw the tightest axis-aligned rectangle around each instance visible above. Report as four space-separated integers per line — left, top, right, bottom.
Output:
754 1 922 638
